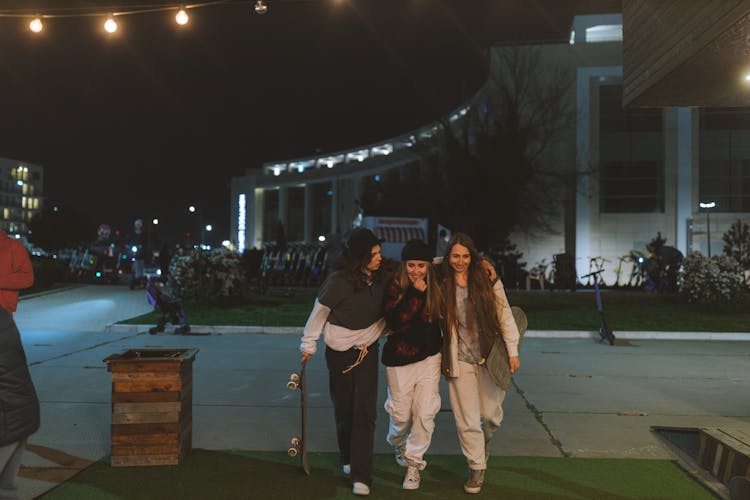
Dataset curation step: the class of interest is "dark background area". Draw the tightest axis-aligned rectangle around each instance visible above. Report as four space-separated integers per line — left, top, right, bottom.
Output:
0 0 619 245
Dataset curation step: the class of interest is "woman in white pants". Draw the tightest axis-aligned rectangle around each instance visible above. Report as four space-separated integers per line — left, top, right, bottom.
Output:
382 240 444 490
440 233 520 494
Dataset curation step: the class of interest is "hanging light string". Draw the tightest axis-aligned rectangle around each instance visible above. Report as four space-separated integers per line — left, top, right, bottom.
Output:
0 1 237 19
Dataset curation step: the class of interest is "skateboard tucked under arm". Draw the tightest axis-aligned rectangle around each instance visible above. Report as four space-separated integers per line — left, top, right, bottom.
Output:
286 364 310 475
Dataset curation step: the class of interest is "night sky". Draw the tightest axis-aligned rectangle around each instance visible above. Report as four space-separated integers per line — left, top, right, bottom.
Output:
0 0 618 245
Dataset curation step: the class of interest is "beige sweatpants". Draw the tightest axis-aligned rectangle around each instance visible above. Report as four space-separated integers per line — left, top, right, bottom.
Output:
384 353 442 470
447 360 506 471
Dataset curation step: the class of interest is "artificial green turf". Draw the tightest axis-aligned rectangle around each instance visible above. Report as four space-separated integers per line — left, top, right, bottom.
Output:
41 450 715 500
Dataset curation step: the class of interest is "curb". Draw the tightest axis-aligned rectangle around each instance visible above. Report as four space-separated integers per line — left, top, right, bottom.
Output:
105 324 750 340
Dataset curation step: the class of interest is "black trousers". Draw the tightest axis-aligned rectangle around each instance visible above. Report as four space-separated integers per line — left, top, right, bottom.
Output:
325 341 379 486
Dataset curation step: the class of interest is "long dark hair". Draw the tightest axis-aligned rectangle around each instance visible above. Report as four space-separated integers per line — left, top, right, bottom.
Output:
330 240 384 289
441 233 502 355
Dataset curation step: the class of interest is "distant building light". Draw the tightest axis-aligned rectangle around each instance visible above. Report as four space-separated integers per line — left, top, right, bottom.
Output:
16 180 23 186
371 144 393 156
585 25 622 43
569 29 575 45
317 155 344 168
346 150 369 163
238 193 246 254
374 175 381 182
318 235 326 242
222 240 231 248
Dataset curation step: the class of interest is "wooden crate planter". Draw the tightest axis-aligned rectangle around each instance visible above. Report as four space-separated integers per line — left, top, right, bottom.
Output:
698 428 750 487
104 348 198 467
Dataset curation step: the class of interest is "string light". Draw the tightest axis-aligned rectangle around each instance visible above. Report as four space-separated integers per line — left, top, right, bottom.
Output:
175 8 189 25
0 1 299 36
29 17 43 33
104 16 118 33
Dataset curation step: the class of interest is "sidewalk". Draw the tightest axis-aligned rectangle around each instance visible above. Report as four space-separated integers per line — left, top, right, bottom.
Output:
13 285 750 499
106 322 750 341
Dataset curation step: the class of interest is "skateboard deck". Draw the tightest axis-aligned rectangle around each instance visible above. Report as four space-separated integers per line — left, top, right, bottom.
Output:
511 306 528 348
287 364 310 475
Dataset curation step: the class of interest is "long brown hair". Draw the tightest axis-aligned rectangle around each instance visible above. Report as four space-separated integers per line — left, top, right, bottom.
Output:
441 233 502 355
391 261 444 323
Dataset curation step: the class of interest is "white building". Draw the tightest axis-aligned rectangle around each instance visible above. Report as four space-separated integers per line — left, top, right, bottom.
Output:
231 14 750 285
0 157 44 236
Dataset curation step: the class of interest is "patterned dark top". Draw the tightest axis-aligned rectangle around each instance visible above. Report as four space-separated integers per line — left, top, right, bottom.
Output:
381 283 443 367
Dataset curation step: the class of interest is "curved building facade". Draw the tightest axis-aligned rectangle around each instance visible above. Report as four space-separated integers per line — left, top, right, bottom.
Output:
231 13 750 285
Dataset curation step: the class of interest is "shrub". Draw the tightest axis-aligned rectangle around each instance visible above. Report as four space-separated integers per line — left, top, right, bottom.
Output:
680 252 743 303
169 248 246 302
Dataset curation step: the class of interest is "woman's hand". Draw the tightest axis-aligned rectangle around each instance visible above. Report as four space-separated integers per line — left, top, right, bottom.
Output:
509 356 520 373
410 277 427 292
301 351 313 364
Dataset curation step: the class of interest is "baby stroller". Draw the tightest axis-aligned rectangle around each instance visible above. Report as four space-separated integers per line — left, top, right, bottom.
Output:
145 280 190 335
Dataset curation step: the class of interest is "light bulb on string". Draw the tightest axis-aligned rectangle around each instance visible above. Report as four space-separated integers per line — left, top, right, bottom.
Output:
104 16 118 33
175 8 189 25
29 17 43 33
254 0 268 15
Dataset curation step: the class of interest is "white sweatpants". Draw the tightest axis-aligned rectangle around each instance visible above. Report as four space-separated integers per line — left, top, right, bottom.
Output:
447 360 506 471
384 353 441 470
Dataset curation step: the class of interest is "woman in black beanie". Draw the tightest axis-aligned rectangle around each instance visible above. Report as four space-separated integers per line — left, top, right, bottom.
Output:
381 239 443 490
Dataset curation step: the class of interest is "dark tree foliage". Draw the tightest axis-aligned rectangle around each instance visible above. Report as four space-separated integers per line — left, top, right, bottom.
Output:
364 46 574 251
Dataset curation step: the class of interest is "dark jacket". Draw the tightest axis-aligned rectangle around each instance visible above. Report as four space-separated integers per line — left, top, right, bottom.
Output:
382 283 442 367
0 307 40 446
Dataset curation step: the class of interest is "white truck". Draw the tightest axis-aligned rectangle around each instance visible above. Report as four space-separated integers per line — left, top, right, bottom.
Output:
361 216 429 261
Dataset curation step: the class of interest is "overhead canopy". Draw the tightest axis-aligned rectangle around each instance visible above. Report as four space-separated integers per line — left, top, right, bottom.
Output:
623 0 750 108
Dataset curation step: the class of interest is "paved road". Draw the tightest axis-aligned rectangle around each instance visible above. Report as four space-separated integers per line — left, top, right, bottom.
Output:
12 285 750 499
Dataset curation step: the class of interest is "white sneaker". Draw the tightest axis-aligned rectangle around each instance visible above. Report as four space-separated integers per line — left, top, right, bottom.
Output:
342 464 351 475
394 447 408 467
402 465 420 490
352 482 370 496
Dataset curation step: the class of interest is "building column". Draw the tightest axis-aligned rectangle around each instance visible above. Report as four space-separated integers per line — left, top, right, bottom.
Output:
304 183 313 244
330 179 339 235
251 188 265 249
575 66 622 281
675 107 695 254
278 186 289 234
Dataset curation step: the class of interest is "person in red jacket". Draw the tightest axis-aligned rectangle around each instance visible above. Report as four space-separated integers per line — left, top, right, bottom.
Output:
0 229 38 500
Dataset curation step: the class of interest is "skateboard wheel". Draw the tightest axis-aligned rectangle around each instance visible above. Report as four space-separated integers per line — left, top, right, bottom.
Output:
288 447 298 457
287 380 299 390
291 437 301 447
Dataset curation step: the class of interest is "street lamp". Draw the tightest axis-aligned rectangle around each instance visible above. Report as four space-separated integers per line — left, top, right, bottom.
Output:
699 201 716 256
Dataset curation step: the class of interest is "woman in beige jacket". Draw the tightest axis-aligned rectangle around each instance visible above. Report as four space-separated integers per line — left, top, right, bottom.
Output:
440 233 520 494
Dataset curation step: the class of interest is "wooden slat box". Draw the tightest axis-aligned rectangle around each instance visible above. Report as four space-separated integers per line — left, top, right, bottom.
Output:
104 348 198 467
698 428 750 487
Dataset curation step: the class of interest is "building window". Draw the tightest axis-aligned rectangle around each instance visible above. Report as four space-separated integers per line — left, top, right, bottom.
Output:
699 109 750 212
599 84 664 213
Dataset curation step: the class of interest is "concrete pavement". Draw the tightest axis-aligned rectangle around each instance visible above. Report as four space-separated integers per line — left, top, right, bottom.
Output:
13 285 750 499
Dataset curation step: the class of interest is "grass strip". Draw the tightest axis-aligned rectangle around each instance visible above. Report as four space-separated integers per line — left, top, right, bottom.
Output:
120 288 749 332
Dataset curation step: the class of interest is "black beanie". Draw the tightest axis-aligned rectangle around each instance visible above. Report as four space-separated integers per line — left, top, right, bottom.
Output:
401 239 433 262
346 228 381 260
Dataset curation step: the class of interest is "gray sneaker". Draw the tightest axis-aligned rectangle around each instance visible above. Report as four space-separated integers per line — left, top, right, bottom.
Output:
402 465 420 490
464 469 485 494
